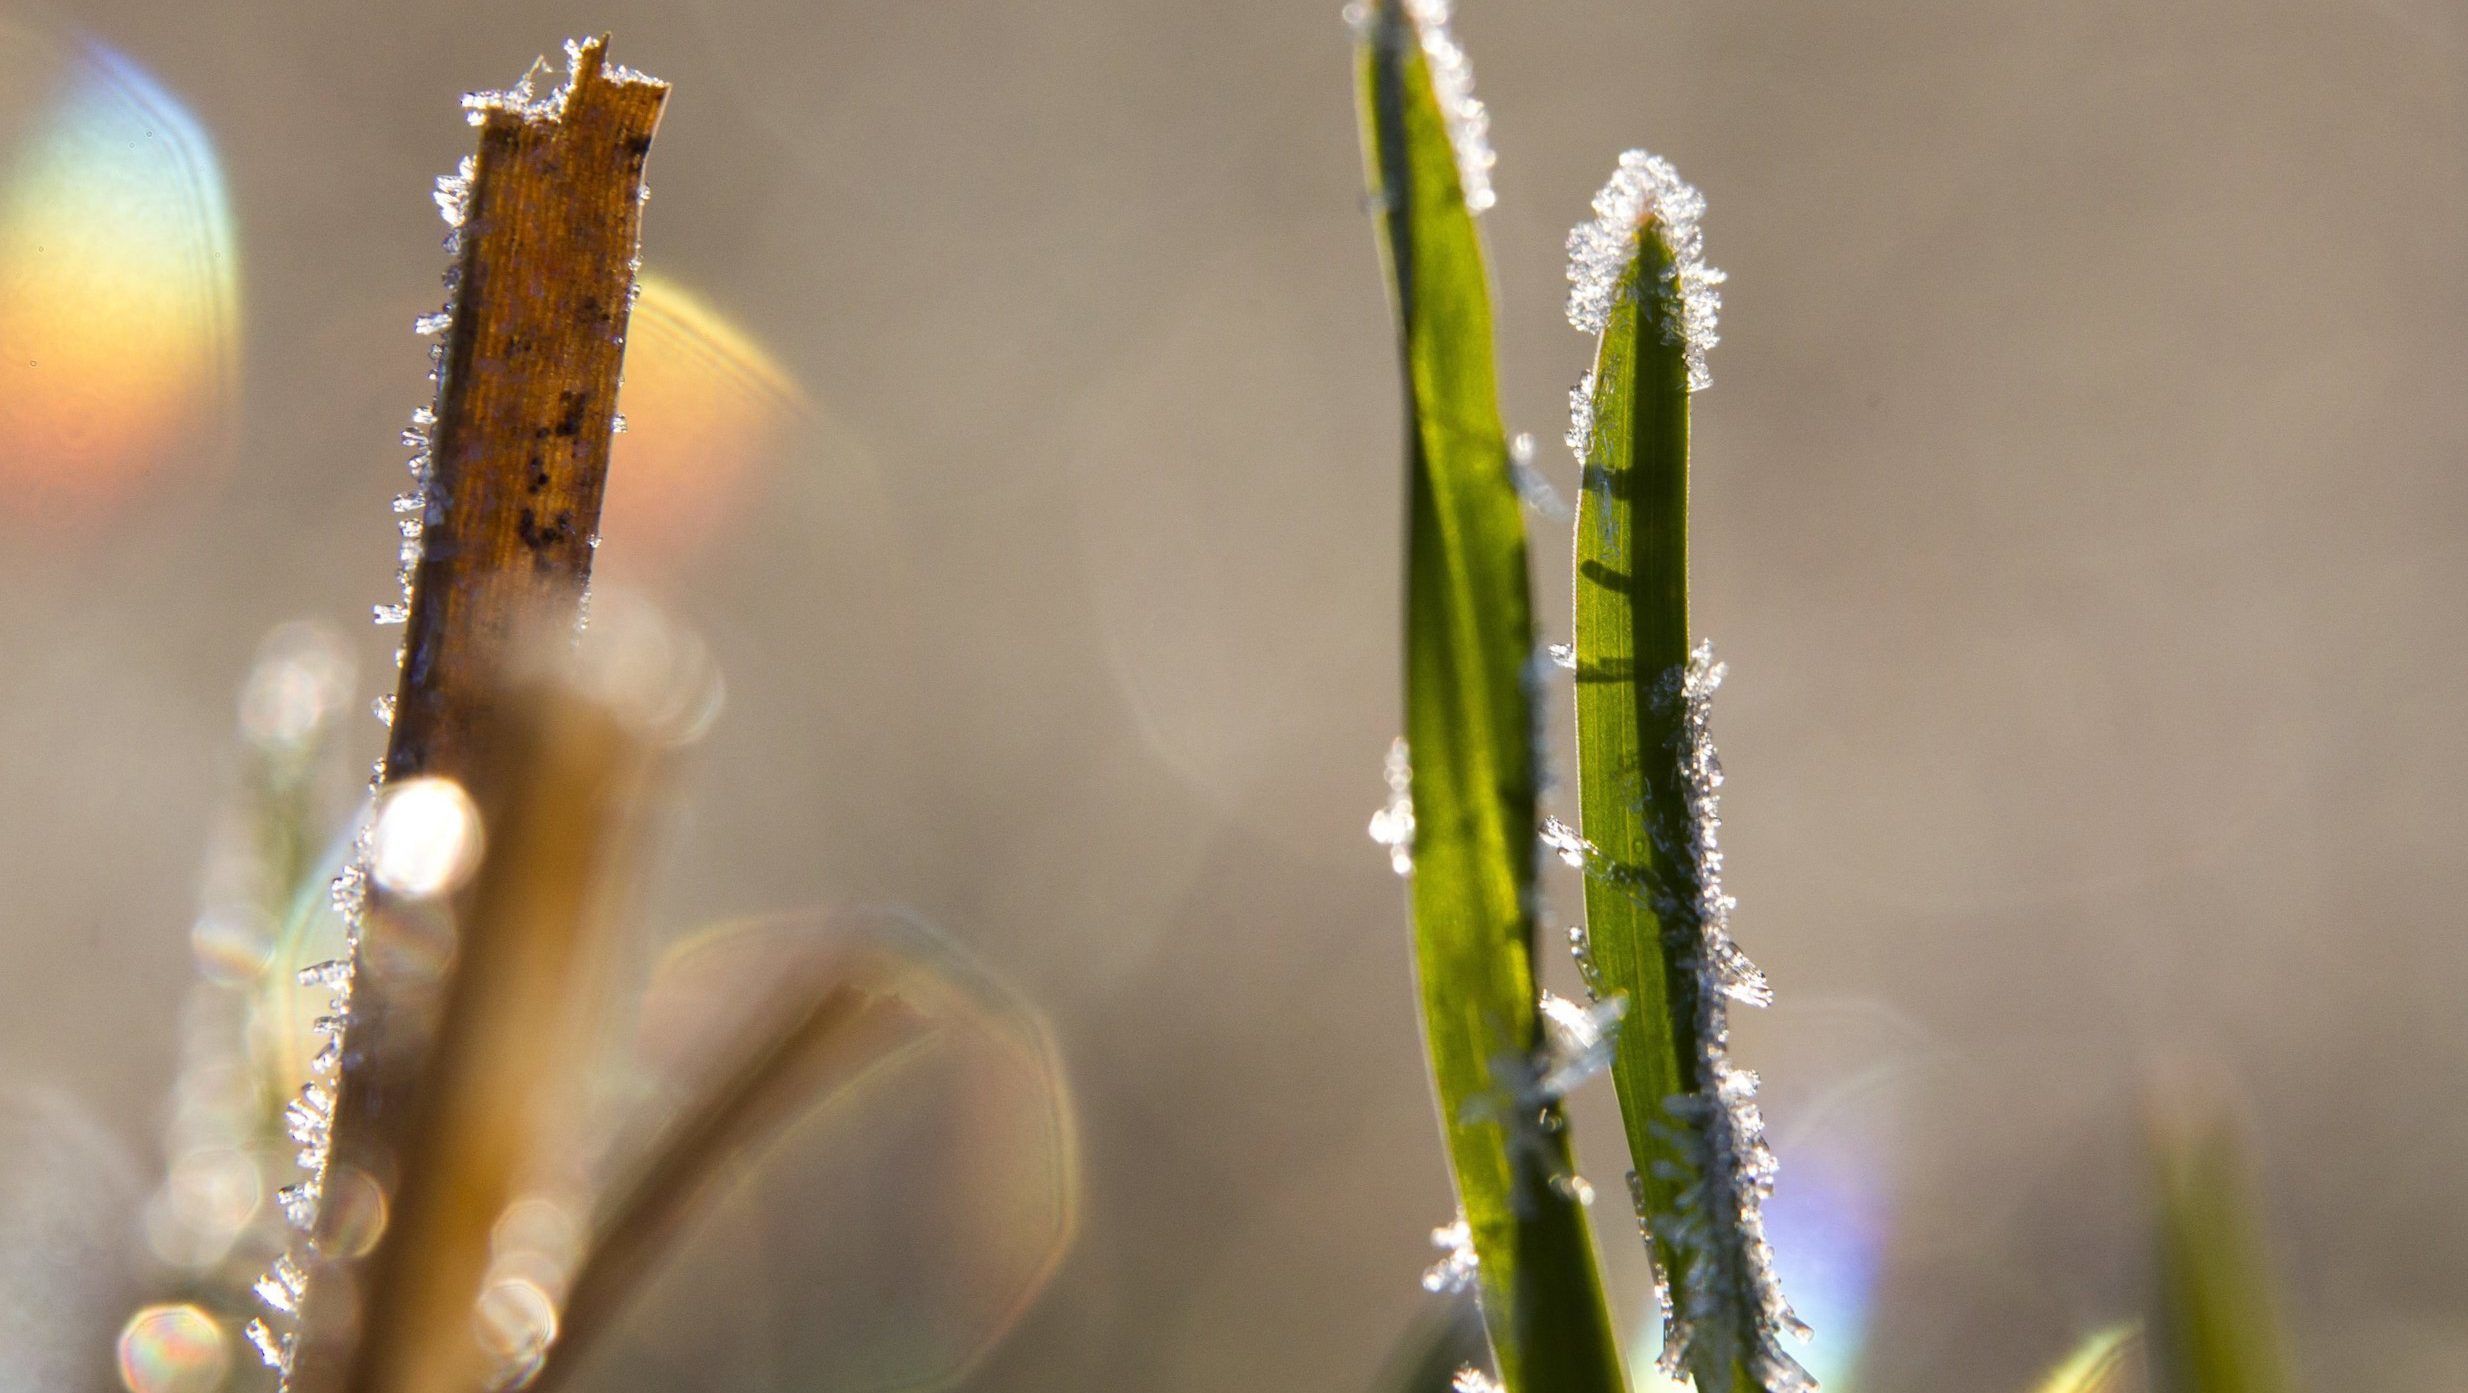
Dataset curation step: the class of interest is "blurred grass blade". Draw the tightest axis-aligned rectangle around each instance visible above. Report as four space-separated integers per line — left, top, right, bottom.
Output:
2147 1081 2297 1393
1566 154 1808 1393
527 944 937 1393
1372 1298 1491 1393
2027 1324 2146 1393
289 666 668 1393
1355 4 1625 1391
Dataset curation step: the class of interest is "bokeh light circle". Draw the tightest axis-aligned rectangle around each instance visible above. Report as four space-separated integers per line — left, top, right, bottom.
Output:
116 1302 228 1393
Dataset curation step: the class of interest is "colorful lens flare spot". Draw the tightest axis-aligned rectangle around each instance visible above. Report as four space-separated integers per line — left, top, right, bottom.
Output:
116 1302 229 1393
0 27 236 521
602 274 805 573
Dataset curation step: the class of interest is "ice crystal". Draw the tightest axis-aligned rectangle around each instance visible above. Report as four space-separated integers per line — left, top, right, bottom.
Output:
1538 815 1592 870
1565 370 1597 457
433 155 475 230
462 54 562 128
1569 923 1602 997
1630 644 1812 1393
1565 151 1726 392
274 1183 318 1232
462 39 660 130
243 1318 291 1374
1368 737 1415 876
1534 990 1626 1100
1452 1369 1503 1393
1508 431 1570 520
1420 1214 1479 1294
251 1253 307 1317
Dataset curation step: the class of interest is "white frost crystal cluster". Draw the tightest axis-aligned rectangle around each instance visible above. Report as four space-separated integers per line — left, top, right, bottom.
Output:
1421 1213 1479 1294
1368 737 1416 876
1398 0 1497 213
1565 151 1725 391
1637 645 1812 1393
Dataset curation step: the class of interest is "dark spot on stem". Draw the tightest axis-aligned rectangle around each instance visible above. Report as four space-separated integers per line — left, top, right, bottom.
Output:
552 389 589 438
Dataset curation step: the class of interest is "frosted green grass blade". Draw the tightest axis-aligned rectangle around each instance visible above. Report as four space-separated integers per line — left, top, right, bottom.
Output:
2148 1088 2297 1393
1355 6 1625 1393
1567 156 1806 1393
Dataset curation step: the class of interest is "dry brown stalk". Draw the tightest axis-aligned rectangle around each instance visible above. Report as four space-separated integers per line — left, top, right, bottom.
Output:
284 35 668 1393
383 34 667 784
339 680 662 1393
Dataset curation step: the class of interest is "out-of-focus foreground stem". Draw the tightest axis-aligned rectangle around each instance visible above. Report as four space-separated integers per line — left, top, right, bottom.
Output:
328 676 665 1393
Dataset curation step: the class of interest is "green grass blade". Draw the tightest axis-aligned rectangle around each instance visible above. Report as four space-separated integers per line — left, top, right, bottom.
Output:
1355 5 1625 1392
2147 1084 2297 1393
1565 155 1808 1393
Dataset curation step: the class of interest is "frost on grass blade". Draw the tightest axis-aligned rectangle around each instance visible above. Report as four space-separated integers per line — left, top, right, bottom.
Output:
1348 0 1498 214
1539 815 1592 870
1566 151 1725 392
1398 0 1497 214
1564 139 1804 1392
1642 647 1809 1393
1368 736 1416 875
1422 1213 1480 1293
1535 991 1626 1101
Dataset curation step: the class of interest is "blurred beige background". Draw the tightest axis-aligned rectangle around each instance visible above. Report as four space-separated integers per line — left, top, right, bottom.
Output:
3 0 2465 1388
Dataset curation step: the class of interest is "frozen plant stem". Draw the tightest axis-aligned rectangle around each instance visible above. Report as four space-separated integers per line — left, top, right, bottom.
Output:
384 34 665 784
275 36 667 1392
1354 3 1626 1392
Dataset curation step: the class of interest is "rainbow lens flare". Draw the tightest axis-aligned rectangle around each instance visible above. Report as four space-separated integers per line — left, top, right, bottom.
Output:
116 1302 229 1393
0 25 235 521
602 274 804 574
